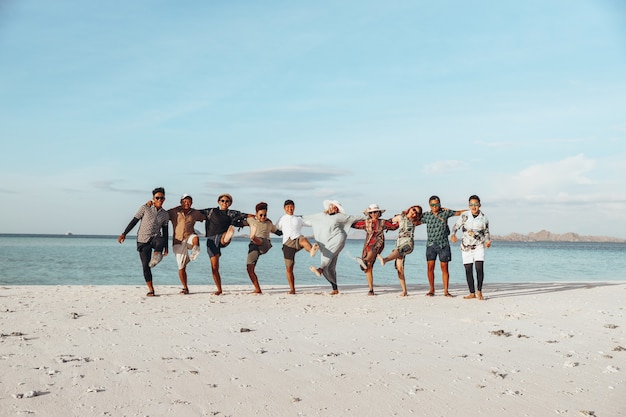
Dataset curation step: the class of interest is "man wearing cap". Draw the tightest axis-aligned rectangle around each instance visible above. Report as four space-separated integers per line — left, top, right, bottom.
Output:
200 194 250 295
168 194 206 295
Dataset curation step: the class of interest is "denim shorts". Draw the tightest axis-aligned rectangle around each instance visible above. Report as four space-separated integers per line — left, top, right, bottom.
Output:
206 234 222 258
425 243 451 262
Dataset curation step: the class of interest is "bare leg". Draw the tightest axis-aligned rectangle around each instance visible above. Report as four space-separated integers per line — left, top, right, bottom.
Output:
395 258 407 296
221 226 235 247
210 255 222 295
365 268 374 295
362 250 376 294
246 264 262 294
441 262 453 297
285 264 296 294
379 249 400 266
309 265 322 277
178 268 189 294
426 260 436 295
308 242 319 257
299 236 311 250
146 280 155 296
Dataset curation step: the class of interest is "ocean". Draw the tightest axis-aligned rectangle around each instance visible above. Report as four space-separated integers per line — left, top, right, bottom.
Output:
1 234 625 288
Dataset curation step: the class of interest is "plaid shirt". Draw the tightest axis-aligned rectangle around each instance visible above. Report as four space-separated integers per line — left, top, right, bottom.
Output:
125 204 170 244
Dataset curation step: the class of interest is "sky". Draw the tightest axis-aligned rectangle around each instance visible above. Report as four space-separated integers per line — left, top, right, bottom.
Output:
1 0 626 238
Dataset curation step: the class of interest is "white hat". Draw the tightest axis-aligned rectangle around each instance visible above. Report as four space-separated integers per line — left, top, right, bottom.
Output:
323 199 345 214
180 194 193 201
364 203 385 214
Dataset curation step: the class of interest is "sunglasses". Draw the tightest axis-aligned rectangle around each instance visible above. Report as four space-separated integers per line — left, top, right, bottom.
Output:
469 203 480 207
219 199 231 203
429 203 440 207
154 196 165 201
258 213 267 218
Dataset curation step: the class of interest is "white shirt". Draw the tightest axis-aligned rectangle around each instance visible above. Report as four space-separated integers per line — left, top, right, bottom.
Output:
275 214 311 243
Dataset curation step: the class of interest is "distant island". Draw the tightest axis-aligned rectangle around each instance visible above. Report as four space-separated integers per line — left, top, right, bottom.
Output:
491 230 626 243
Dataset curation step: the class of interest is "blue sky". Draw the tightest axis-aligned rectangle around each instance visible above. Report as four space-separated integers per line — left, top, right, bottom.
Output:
1 0 625 238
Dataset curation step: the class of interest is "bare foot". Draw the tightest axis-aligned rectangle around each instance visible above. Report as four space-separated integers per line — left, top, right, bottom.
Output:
400 291 407 297
250 290 262 294
310 243 319 257
463 293 476 299
477 291 484 300
426 292 434 297
444 292 455 297
309 266 322 277
213 290 223 296
377 254 385 266
368 290 375 296
330 290 339 295
287 290 296 295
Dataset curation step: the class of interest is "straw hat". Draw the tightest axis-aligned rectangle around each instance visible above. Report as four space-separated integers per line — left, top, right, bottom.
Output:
323 199 345 214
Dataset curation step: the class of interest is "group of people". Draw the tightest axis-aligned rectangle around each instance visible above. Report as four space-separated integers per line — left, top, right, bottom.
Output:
118 189 491 300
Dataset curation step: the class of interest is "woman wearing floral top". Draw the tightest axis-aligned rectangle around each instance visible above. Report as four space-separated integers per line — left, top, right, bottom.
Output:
351 204 398 296
378 205 423 296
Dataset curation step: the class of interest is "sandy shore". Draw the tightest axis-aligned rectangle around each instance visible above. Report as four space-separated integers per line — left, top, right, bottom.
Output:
1 282 624 417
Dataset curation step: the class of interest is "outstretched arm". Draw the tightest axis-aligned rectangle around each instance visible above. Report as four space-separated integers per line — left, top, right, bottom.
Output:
118 217 140 243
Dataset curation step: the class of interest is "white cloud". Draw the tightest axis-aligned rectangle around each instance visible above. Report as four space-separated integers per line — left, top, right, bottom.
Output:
511 154 595 194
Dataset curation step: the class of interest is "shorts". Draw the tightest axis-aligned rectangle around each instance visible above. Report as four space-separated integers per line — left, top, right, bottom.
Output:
246 239 272 265
283 237 303 251
426 243 452 262
395 240 414 257
461 245 485 264
173 235 197 269
282 237 304 267
206 234 222 258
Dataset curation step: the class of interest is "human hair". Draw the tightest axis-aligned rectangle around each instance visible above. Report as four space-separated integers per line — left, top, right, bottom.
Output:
404 205 422 216
152 187 165 196
468 195 481 203
284 199 295 206
403 205 423 224
428 195 440 203
255 202 268 212
218 193 232 203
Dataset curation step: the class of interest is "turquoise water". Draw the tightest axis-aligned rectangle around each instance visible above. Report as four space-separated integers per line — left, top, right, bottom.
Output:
0 235 625 286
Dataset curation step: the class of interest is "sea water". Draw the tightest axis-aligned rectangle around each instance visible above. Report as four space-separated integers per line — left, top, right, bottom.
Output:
0 234 625 286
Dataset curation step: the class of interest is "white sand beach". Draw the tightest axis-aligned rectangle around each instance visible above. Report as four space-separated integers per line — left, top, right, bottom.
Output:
1 282 624 417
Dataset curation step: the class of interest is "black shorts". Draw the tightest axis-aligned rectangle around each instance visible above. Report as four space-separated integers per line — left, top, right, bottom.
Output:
426 243 451 262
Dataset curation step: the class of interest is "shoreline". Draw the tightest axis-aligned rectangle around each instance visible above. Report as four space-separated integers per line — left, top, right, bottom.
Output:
1 282 624 416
